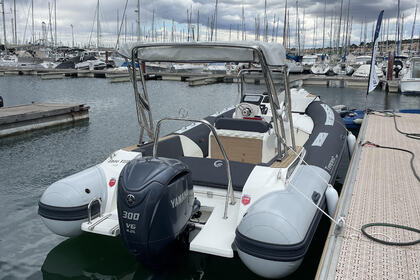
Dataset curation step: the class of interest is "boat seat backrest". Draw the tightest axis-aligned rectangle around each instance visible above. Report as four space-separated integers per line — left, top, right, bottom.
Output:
179 156 255 191
134 135 184 159
215 118 270 133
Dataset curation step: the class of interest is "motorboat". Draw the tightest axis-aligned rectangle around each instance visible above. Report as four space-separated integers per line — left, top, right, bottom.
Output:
75 59 107 70
287 61 304 73
204 62 228 73
0 54 18 67
353 55 371 68
352 64 383 79
400 57 420 95
301 54 318 72
38 42 354 279
170 63 204 73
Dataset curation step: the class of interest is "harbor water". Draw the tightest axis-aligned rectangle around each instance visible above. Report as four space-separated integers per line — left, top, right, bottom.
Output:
1 76 419 279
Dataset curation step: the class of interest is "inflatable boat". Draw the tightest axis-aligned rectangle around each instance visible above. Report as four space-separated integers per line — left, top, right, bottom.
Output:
38 42 355 278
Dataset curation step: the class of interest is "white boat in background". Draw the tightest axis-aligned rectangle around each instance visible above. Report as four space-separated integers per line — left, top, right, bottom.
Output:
301 55 317 72
204 63 227 73
332 63 354 76
39 61 58 69
352 64 383 78
287 61 304 73
75 60 107 70
170 63 204 73
353 55 371 68
0 55 18 67
311 63 330 75
400 57 420 95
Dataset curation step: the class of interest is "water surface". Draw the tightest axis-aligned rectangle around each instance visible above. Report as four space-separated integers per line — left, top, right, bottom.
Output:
0 76 418 279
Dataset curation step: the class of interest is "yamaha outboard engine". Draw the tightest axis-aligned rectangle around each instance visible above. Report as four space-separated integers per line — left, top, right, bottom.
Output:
117 157 194 269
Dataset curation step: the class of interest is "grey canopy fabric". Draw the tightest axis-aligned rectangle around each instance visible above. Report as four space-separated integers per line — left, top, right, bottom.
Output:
117 41 286 66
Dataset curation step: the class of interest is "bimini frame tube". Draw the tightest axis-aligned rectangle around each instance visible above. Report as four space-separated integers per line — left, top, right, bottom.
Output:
152 117 235 219
127 43 289 160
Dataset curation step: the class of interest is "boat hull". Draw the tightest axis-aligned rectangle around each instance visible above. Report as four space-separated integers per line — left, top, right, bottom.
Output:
400 79 420 95
235 101 347 278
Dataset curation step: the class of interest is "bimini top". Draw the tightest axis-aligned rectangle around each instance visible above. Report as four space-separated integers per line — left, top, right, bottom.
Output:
118 41 286 66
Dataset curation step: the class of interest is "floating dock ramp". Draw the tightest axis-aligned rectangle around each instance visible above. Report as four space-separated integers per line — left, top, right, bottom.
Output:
316 112 420 279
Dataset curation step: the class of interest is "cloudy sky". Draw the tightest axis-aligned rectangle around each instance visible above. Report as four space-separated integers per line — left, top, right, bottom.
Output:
0 0 418 48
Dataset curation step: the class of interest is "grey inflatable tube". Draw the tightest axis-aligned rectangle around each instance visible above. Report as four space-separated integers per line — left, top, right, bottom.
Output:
235 101 347 278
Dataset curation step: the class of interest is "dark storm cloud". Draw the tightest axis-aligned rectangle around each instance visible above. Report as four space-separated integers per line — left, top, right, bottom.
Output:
1 0 418 45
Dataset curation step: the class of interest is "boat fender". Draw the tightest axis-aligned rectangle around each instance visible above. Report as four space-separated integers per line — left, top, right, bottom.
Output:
347 132 356 156
325 185 338 217
353 118 363 125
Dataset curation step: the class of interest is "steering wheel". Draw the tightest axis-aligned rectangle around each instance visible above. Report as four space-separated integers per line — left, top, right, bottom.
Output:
235 103 261 118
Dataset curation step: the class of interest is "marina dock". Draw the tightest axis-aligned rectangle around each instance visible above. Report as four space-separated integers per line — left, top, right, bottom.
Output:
0 67 400 92
0 103 89 138
316 112 420 279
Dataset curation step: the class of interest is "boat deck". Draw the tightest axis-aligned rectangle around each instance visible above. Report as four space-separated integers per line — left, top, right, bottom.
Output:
316 112 420 279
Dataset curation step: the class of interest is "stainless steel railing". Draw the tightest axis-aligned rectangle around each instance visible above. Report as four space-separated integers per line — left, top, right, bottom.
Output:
153 117 235 219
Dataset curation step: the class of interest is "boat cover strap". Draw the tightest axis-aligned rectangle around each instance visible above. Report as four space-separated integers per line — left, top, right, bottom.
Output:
179 156 255 191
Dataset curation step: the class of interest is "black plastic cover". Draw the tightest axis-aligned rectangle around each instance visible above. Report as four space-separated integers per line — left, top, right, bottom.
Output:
117 157 193 269
179 156 255 191
38 201 100 221
215 118 270 133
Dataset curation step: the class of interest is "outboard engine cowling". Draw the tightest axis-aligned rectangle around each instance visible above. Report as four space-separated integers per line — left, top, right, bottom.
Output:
117 157 194 269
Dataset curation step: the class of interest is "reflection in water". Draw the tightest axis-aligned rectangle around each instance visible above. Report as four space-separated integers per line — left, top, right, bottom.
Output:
42 234 138 279
41 215 335 280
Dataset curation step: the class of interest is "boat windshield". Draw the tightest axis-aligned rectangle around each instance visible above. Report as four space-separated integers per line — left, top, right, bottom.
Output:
239 68 286 99
412 60 420 78
356 57 370 63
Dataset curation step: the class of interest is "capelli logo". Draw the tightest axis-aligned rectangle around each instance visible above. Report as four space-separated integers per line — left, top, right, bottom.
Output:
213 160 224 168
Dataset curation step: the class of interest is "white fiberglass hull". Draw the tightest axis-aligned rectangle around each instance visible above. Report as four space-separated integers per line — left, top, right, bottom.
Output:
400 79 420 94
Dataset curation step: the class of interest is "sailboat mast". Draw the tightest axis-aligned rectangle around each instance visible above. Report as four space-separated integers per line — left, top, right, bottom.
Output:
363 17 367 54
48 2 54 46
136 0 140 41
322 0 326 53
13 0 16 44
197 10 200 41
241 3 244 40
54 0 57 46
401 13 404 50
96 0 100 48
343 0 350 56
296 0 300 55
1 0 6 47
386 18 389 54
396 0 400 55
263 0 267 42
214 0 218 41
283 0 287 47
301 9 305 51
336 0 343 54
31 0 34 43
313 17 316 53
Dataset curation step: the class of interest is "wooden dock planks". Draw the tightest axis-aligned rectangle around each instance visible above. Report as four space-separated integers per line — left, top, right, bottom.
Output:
316 113 420 280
